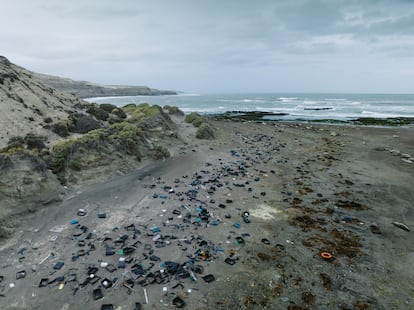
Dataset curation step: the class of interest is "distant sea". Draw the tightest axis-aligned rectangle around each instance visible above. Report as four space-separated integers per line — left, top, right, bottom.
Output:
85 93 414 121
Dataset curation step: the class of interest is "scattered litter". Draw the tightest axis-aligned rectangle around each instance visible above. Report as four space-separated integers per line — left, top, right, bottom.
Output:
235 236 245 244
261 238 271 245
202 274 215 283
172 296 185 308
225 257 236 265
39 278 49 288
16 270 26 279
369 224 382 234
392 222 410 232
39 254 50 265
93 288 104 300
320 251 334 261
53 261 64 270
77 209 86 216
150 227 161 233
49 225 67 233
143 288 149 304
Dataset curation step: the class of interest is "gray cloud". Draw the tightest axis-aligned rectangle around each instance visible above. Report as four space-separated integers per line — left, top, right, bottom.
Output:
1 0 413 92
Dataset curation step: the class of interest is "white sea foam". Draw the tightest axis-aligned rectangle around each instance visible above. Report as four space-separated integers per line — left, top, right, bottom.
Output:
84 93 414 119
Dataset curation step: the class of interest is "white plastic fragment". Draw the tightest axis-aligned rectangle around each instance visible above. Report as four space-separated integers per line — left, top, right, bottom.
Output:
144 288 149 304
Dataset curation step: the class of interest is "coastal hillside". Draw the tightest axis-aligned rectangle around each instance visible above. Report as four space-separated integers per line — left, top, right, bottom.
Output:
0 56 86 148
0 56 187 238
34 71 177 98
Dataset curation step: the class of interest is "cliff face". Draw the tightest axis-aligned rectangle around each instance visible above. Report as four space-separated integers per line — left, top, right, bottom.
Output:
34 72 177 98
0 56 86 148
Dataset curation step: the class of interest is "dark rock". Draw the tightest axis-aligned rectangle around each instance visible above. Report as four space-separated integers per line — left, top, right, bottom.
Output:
111 108 127 119
86 106 109 121
48 122 69 137
100 103 117 113
24 134 46 150
68 113 102 134
369 224 382 234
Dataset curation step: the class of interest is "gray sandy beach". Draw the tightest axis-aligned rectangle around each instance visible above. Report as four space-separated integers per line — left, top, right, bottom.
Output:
1 119 413 309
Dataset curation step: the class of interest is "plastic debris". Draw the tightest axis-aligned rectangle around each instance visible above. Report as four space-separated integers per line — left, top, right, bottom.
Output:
77 209 86 216
172 296 185 308
16 270 26 279
53 261 64 270
93 288 103 300
202 274 215 283
392 222 410 232
261 238 271 245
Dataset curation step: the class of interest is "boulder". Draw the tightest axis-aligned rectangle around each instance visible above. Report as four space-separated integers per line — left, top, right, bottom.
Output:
86 106 110 121
49 122 69 137
24 134 46 150
100 103 117 113
68 113 102 134
111 108 127 119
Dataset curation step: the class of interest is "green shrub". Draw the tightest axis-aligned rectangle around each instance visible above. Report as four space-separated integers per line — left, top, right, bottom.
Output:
196 123 216 140
184 112 202 124
192 118 204 127
50 139 74 173
122 103 137 113
151 145 170 160
164 105 184 116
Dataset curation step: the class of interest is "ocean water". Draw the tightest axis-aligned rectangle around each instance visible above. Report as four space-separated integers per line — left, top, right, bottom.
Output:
85 93 414 120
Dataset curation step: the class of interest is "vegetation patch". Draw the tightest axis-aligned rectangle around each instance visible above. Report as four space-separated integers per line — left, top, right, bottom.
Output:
163 105 184 116
196 122 216 139
184 112 203 124
48 120 144 175
0 134 47 155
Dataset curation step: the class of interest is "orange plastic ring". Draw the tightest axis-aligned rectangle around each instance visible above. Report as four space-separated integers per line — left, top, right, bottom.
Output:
320 252 333 259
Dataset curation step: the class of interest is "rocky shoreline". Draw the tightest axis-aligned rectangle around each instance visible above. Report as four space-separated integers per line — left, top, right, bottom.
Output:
210 111 414 127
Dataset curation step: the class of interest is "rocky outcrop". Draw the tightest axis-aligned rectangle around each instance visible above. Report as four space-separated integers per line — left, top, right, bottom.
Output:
67 113 103 134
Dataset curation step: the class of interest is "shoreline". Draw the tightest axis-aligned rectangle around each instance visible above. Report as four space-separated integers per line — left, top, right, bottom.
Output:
0 119 412 309
83 93 414 122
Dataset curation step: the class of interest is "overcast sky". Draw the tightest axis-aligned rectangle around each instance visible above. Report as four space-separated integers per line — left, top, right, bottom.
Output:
1 0 414 93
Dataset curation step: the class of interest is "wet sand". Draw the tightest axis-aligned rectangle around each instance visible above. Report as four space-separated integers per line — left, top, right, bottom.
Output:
0 120 413 309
